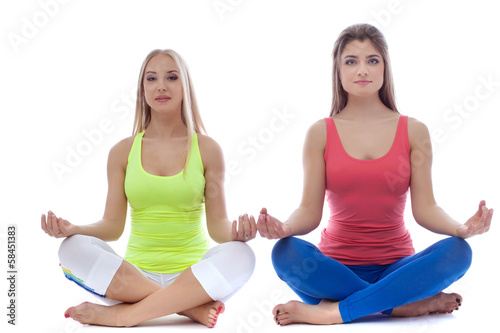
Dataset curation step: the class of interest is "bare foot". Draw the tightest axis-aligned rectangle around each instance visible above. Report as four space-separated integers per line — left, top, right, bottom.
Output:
273 299 343 326
392 292 462 317
64 301 128 326
178 301 225 328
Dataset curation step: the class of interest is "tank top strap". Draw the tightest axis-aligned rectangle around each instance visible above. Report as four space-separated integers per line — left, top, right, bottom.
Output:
394 115 410 156
128 131 145 164
188 132 204 174
324 117 341 161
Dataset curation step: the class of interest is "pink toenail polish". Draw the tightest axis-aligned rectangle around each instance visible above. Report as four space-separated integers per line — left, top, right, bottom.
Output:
218 306 223 312
64 313 70 318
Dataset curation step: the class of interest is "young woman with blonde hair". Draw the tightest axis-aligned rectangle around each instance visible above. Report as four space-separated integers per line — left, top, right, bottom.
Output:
257 23 493 326
42 49 256 327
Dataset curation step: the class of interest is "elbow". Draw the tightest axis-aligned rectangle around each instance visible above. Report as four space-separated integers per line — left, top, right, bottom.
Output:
107 219 125 241
294 207 322 235
306 205 323 228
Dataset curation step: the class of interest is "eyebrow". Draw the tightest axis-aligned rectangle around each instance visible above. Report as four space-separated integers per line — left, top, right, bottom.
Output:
145 70 179 74
343 54 381 59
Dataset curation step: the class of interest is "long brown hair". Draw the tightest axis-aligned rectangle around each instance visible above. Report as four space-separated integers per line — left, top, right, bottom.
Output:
133 49 206 172
330 24 398 116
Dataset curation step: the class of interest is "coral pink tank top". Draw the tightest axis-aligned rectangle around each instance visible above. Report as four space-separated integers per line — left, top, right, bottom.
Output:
318 115 415 265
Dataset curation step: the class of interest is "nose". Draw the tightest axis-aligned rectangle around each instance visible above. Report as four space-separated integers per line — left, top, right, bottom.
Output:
357 63 368 76
157 80 167 92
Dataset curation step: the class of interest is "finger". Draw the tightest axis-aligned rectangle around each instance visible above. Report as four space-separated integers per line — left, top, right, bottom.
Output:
232 220 237 241
266 216 281 239
481 204 489 217
477 200 486 217
480 209 493 234
46 211 56 236
249 215 257 239
56 217 65 237
238 215 245 240
485 209 494 231
243 214 252 240
260 207 268 215
41 214 48 233
257 214 269 238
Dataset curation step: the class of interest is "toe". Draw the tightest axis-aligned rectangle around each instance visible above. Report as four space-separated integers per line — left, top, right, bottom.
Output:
272 304 283 316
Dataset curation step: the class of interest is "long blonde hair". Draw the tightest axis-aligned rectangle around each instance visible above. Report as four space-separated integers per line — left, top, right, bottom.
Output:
133 49 206 172
330 23 398 116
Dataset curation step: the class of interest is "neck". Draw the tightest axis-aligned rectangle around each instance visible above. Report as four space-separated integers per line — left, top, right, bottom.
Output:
145 108 187 139
340 93 391 119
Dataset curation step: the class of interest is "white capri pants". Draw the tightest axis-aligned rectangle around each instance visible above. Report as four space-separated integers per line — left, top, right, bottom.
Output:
58 235 255 305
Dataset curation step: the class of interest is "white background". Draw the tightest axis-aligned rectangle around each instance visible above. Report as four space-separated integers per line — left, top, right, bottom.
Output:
1 0 499 332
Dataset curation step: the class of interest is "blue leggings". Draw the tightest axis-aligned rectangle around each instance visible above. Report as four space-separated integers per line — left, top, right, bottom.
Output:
271 237 472 323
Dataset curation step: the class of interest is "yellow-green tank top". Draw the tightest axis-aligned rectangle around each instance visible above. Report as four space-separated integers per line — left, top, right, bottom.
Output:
124 131 209 273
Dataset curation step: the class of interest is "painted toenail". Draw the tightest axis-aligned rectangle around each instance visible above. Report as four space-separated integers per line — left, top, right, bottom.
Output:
276 310 280 315
64 313 70 318
456 298 460 303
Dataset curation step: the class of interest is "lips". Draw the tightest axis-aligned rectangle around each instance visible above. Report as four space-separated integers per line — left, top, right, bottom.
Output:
155 95 171 102
354 80 371 85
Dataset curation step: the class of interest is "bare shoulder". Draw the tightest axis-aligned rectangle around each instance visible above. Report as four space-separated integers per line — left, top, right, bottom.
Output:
407 117 431 149
305 118 327 149
108 135 135 170
197 133 224 169
197 133 223 154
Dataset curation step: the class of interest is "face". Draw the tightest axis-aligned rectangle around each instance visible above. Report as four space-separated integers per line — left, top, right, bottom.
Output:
339 39 384 97
143 54 183 114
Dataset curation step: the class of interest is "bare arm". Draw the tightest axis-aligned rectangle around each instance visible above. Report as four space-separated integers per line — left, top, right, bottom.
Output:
257 119 326 238
199 134 256 244
42 138 131 241
408 118 493 238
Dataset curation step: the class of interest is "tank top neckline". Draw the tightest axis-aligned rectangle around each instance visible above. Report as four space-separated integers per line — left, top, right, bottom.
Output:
136 131 198 179
329 115 405 163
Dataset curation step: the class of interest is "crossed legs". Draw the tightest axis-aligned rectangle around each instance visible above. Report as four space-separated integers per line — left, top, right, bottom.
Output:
271 237 472 325
58 235 254 327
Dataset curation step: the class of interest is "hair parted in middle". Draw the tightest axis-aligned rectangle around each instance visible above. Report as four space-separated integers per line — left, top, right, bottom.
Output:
133 49 206 173
330 23 398 116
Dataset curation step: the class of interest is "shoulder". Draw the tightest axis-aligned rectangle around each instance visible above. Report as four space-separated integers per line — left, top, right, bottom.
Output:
197 133 224 169
406 117 432 151
108 135 136 170
304 118 327 149
197 133 223 155
407 117 430 138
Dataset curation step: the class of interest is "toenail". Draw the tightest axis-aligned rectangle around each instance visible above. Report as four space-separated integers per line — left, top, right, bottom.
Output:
456 298 460 303
64 313 69 318
276 310 280 315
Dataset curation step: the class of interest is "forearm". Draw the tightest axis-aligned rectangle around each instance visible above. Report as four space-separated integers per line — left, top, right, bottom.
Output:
207 218 233 244
284 205 322 236
74 218 124 241
414 204 461 237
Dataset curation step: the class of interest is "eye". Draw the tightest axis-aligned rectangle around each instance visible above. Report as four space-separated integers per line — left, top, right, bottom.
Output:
145 76 156 81
368 58 380 64
345 60 356 65
167 75 178 80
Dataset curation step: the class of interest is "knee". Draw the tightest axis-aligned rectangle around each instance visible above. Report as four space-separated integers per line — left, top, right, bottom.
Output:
271 237 301 272
443 237 473 274
225 241 256 278
58 235 93 267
